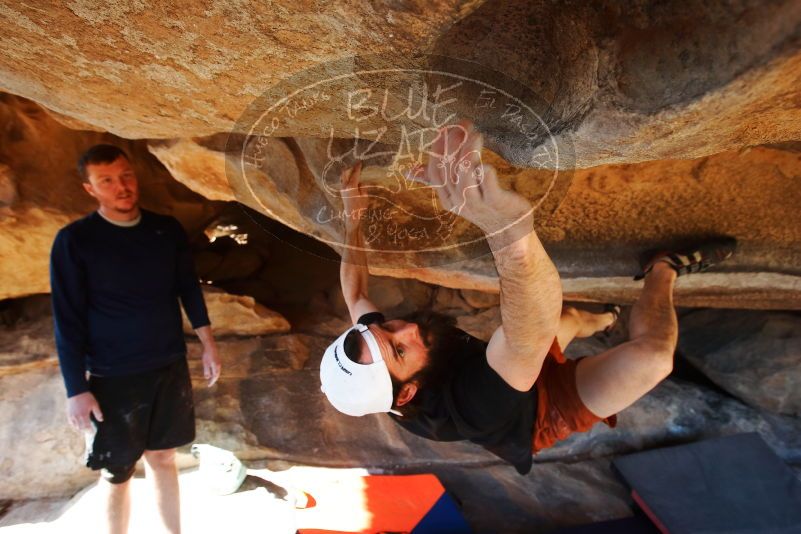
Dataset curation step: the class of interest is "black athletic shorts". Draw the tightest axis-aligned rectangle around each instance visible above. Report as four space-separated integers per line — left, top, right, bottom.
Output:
85 357 195 477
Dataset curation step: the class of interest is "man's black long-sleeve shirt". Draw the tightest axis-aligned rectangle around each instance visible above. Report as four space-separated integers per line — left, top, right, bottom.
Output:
50 209 210 397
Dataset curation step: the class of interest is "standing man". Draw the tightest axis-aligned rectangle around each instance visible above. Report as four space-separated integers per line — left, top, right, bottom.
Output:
50 144 221 533
320 121 735 474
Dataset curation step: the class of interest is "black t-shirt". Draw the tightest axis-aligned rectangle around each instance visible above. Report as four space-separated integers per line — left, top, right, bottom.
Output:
50 210 211 397
357 312 538 474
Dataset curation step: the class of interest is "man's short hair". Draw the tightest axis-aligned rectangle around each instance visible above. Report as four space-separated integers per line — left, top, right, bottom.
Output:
77 144 129 182
390 310 463 417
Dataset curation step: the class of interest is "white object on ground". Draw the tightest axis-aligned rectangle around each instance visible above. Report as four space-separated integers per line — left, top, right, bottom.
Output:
191 444 247 496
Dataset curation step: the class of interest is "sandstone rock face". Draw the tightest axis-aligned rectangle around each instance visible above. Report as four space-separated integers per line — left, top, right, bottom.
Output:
148 135 801 309
2 1 801 167
233 343 801 468
0 1 482 138
0 364 97 499
537 377 801 464
182 287 290 337
0 94 222 300
433 0 801 167
0 312 55 371
149 135 339 260
2 3 801 308
459 288 500 309
3 302 801 504
0 288 289 499
456 305 500 341
148 138 234 202
677 309 801 417
3 3 801 529
0 207 74 300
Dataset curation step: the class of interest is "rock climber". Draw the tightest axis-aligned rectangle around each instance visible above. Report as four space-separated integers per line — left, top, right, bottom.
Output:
319 120 735 474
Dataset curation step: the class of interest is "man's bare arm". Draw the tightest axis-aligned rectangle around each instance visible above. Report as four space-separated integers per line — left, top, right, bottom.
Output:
485 230 562 391
409 120 562 390
339 162 379 324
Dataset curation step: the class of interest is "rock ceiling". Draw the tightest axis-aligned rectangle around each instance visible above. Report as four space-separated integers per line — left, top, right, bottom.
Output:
1 0 800 307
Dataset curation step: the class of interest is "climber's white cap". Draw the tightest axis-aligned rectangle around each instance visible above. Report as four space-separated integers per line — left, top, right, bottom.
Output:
319 324 394 417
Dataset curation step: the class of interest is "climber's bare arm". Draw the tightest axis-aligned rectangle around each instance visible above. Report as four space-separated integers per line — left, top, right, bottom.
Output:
410 121 562 391
340 162 379 324
486 230 562 391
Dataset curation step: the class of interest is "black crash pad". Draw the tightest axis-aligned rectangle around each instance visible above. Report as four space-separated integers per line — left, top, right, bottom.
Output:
612 432 801 534
552 515 660 533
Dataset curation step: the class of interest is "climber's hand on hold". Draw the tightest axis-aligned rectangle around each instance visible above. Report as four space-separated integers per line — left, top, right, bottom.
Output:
407 120 533 241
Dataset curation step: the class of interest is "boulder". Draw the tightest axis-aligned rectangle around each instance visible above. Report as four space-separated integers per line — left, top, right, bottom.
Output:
2 3 801 308
3 92 801 310
432 287 475 316
148 138 234 201
460 289 500 309
192 330 801 469
146 136 801 309
3 306 801 499
2 1 801 165
677 309 801 417
0 2 483 138
0 365 96 499
4 2 801 527
183 287 290 337
0 314 55 371
536 377 801 465
456 306 501 341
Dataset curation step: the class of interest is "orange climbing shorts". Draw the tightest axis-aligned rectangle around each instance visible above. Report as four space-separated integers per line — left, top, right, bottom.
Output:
532 338 617 453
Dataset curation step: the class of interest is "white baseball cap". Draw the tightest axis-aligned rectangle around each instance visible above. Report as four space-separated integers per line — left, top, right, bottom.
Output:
319 324 395 417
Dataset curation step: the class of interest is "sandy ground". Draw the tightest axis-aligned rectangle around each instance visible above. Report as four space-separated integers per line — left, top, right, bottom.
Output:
0 468 301 534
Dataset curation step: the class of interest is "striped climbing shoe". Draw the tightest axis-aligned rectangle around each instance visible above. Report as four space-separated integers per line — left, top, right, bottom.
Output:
633 236 737 281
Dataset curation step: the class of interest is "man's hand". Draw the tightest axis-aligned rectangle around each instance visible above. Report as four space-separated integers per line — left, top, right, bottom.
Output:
201 343 221 387
408 120 533 240
195 325 221 387
67 391 103 431
340 161 367 228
